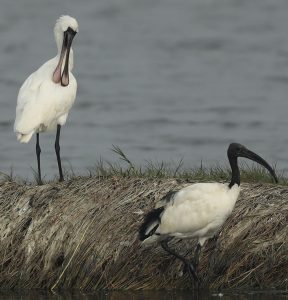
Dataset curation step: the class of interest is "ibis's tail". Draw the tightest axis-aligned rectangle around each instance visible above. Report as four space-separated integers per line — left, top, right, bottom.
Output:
139 207 164 244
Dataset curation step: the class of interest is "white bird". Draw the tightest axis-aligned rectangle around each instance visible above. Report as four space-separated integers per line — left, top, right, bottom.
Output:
139 143 278 281
14 15 79 184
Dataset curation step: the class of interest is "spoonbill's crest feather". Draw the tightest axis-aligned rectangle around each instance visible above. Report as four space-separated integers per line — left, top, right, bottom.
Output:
54 15 78 51
55 15 79 32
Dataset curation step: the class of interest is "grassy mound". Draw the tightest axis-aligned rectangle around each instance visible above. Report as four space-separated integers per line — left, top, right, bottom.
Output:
0 169 287 290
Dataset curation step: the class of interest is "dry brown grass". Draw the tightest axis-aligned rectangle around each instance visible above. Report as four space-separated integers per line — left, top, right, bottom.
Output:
0 176 287 291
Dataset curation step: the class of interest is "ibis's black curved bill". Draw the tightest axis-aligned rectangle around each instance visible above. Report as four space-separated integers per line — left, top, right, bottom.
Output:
239 148 278 183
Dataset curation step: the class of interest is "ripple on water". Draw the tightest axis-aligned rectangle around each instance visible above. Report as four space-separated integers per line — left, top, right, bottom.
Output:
203 106 257 115
0 120 12 128
157 38 228 54
265 75 288 84
161 136 231 146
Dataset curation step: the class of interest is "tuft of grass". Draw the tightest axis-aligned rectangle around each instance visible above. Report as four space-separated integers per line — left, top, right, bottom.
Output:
111 145 135 170
1 145 286 185
0 167 15 182
90 146 286 185
0 167 29 185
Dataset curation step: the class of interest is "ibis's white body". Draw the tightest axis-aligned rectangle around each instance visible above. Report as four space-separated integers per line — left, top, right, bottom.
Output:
14 16 78 143
143 182 240 246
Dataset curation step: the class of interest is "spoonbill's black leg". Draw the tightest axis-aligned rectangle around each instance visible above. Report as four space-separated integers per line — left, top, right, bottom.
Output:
55 124 64 182
161 240 199 282
36 133 42 185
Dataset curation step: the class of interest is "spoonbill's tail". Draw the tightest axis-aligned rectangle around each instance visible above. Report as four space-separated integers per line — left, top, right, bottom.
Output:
16 131 34 143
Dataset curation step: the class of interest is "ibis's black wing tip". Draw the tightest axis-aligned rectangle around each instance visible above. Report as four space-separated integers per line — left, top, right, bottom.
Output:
139 207 164 241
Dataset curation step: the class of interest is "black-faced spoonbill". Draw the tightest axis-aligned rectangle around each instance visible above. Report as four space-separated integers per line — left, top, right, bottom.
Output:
139 143 278 281
14 15 78 184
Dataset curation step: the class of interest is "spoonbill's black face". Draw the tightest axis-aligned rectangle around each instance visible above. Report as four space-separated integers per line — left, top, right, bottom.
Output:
227 143 278 183
53 27 77 87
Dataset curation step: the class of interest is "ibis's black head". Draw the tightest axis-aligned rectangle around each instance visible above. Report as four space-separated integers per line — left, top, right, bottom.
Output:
227 143 278 188
227 143 247 158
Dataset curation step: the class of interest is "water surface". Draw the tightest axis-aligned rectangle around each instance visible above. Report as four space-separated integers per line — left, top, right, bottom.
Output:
0 290 287 300
1 0 288 179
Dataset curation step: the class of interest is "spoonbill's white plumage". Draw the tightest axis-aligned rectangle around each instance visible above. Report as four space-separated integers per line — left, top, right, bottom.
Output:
139 143 278 281
14 15 79 183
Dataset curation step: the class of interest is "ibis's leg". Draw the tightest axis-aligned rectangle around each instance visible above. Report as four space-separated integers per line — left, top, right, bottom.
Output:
208 235 220 272
161 240 199 282
55 124 64 182
193 243 202 270
36 133 42 185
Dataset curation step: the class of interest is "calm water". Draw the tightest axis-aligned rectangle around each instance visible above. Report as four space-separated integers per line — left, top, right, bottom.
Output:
1 0 288 180
0 290 287 300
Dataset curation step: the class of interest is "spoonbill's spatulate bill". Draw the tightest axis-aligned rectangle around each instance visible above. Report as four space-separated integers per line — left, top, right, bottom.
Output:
14 15 79 184
139 143 278 281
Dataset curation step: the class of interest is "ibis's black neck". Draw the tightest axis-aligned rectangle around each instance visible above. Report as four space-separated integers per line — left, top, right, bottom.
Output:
228 155 240 188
